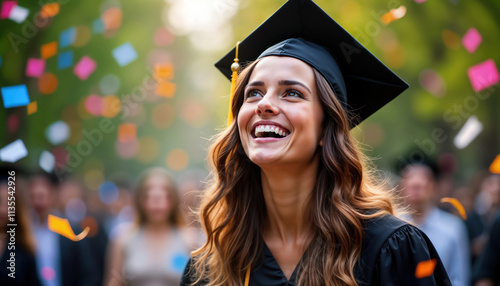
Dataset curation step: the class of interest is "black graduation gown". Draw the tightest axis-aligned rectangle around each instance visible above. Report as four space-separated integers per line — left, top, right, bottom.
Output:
180 215 451 286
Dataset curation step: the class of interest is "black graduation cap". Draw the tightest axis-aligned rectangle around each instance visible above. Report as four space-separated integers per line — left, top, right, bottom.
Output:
215 0 409 126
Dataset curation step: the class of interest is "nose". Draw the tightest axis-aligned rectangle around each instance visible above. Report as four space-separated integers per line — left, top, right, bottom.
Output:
256 92 279 116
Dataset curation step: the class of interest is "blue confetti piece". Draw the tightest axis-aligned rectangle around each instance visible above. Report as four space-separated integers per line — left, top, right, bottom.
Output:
58 50 73 70
112 42 138 67
92 18 105 34
1 84 30 108
59 27 76 48
170 253 190 273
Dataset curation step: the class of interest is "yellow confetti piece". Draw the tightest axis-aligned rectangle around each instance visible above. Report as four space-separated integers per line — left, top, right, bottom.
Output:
440 197 467 220
27 101 37 115
489 154 500 175
415 258 437 278
48 214 90 241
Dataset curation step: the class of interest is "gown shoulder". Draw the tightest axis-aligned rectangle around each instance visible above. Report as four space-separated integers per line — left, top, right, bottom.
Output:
356 214 451 286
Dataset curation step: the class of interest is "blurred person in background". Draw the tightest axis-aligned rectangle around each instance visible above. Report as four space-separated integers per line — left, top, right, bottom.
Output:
58 177 109 285
103 178 134 240
400 162 470 286
473 210 500 286
0 166 42 285
105 167 200 286
468 172 500 263
29 171 98 286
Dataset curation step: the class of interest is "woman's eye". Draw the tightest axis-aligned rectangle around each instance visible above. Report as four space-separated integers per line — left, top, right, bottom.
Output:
285 90 303 98
246 90 261 98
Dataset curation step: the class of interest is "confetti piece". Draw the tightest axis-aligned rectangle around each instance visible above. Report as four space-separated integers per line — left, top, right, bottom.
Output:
45 121 70 145
8 5 28 23
0 139 28 162
26 58 46 78
118 123 137 143
1 84 30 108
92 18 105 34
39 151 55 173
41 42 57 59
462 28 482 54
154 63 174 80
171 253 190 273
59 27 76 48
414 0 427 3
101 7 122 30
27 101 37 115
40 3 59 18
155 81 176 98
440 197 467 220
381 6 406 25
38 73 58 94
112 42 138 67
1 1 17 19
58 50 73 70
467 59 499 92
489 155 500 175
419 69 445 97
74 56 97 80
415 259 437 278
48 214 90 241
454 115 482 149
7 114 19 133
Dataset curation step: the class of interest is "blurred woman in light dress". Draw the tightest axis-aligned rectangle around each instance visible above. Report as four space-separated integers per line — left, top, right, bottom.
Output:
106 167 202 286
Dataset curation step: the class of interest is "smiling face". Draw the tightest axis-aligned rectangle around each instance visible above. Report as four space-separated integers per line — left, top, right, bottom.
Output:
237 56 324 167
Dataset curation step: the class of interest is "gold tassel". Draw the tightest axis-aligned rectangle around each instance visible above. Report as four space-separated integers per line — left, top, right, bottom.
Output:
227 41 241 126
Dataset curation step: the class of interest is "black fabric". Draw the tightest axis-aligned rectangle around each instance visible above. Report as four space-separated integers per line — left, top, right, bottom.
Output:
180 215 451 285
473 211 500 285
215 0 409 126
0 244 42 286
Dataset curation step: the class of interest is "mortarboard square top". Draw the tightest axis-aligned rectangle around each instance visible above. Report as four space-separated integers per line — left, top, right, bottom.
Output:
215 0 409 126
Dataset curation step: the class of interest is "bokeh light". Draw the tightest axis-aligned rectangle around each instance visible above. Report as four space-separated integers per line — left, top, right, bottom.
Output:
65 198 87 222
84 169 105 191
99 74 121 94
137 137 159 164
151 102 175 129
45 121 70 145
38 72 59 94
98 181 119 205
101 95 121 118
166 148 189 171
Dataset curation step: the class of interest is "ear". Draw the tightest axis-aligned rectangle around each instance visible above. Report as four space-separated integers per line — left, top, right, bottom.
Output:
319 137 324 146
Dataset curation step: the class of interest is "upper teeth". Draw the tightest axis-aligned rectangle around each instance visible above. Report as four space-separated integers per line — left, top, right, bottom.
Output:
254 125 289 137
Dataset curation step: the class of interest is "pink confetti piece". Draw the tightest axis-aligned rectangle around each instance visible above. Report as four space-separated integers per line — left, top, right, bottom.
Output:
26 58 46 78
414 0 427 3
74 56 97 80
467 59 500 92
1 1 17 19
462 28 482 54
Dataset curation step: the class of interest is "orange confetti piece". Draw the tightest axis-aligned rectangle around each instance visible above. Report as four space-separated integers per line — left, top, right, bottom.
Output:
48 214 90 241
118 123 137 143
41 42 57 59
27 101 37 115
440 197 467 220
40 3 60 18
155 81 176 98
489 155 500 175
415 259 437 278
101 95 121 118
154 63 174 80
381 6 407 24
38 73 58 94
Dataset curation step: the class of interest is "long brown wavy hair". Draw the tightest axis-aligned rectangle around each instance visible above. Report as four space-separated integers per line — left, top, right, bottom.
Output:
191 59 400 285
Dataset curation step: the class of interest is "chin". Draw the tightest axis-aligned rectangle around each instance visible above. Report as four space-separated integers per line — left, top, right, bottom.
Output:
249 152 282 166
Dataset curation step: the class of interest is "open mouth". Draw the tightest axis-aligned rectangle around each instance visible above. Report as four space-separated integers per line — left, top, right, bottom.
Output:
252 125 291 139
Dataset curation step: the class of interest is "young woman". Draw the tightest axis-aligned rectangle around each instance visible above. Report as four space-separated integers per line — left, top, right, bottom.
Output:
182 0 451 285
106 168 200 286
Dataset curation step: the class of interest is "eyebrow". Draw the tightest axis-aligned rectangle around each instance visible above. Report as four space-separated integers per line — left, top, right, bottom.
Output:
246 80 312 93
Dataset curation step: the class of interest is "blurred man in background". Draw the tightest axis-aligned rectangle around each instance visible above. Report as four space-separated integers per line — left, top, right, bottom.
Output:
29 172 98 286
400 163 470 286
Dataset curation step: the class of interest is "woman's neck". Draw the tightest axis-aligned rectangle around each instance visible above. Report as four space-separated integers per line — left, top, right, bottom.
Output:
260 156 319 245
